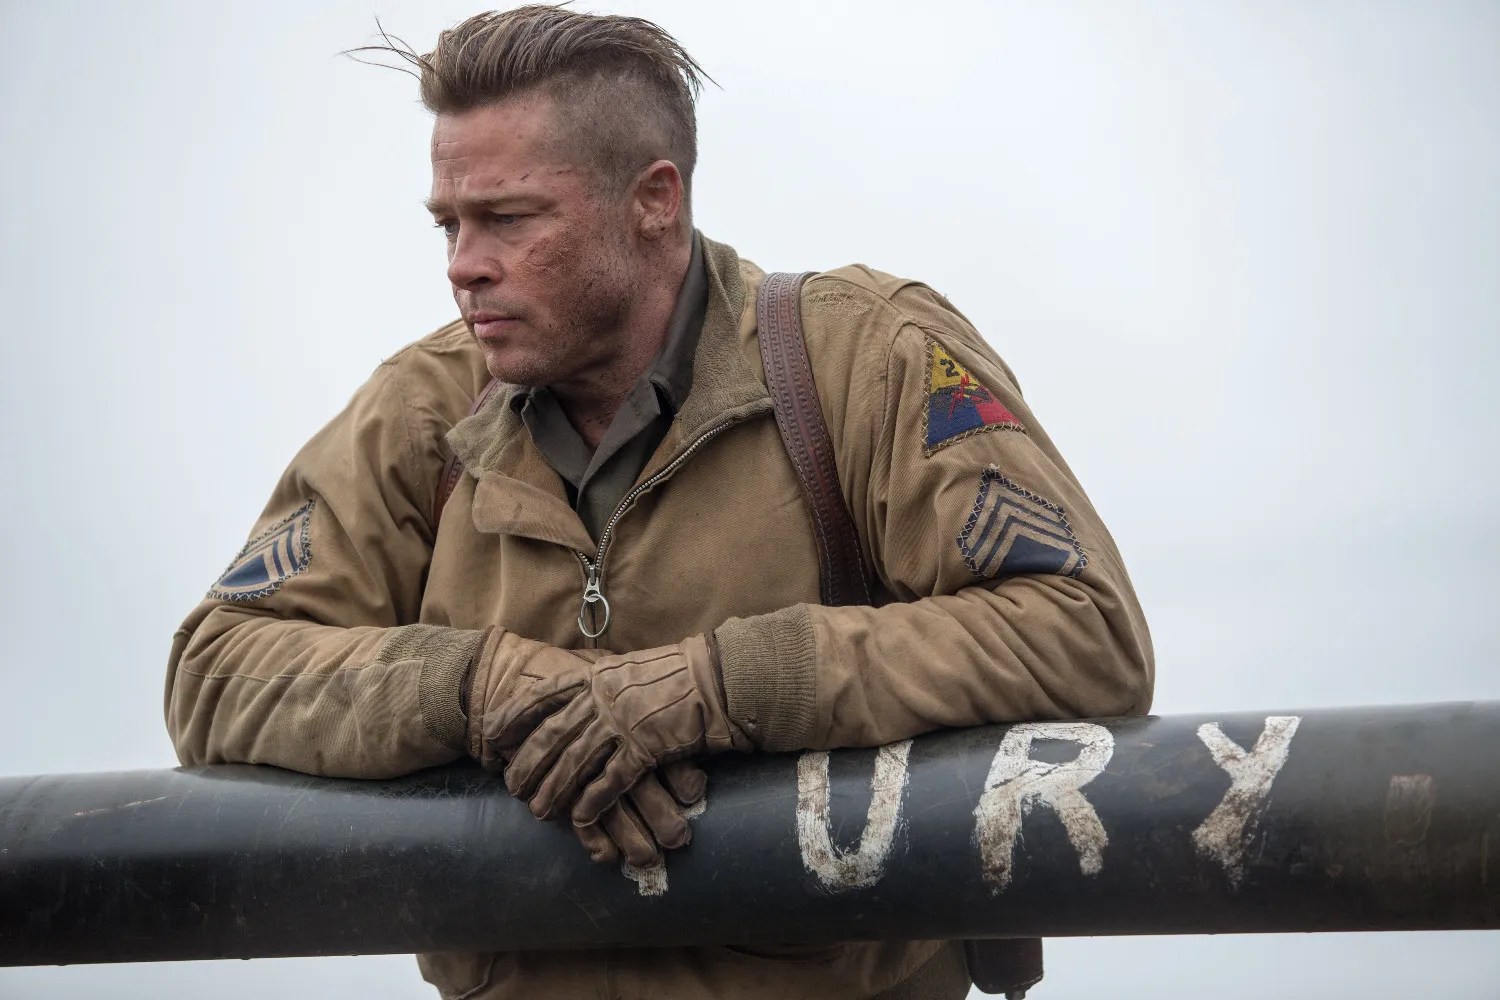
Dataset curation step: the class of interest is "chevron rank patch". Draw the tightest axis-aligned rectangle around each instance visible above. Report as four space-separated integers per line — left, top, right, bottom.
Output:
956 469 1086 580
924 340 1024 456
209 499 315 602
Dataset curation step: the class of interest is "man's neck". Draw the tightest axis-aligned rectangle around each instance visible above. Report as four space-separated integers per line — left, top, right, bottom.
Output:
553 237 694 450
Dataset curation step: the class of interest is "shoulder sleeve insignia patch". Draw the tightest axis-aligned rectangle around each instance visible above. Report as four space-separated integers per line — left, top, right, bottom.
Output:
923 340 1025 456
208 499 316 602
956 469 1086 580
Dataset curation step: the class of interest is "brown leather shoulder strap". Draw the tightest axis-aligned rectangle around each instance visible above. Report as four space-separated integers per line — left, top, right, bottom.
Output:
756 272 873 608
433 375 504 530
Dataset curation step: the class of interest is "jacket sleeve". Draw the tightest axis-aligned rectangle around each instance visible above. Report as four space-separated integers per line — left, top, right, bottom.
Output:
165 356 486 778
715 286 1153 751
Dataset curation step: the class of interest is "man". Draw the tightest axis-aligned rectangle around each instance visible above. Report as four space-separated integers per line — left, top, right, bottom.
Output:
166 6 1152 998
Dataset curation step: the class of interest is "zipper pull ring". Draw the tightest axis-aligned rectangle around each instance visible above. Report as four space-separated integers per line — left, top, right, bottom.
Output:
577 570 611 640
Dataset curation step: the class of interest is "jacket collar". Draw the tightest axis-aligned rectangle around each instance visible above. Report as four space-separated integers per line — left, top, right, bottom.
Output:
645 234 771 476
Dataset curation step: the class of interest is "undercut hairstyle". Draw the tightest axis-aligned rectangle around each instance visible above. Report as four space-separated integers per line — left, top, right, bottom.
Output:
353 7 708 204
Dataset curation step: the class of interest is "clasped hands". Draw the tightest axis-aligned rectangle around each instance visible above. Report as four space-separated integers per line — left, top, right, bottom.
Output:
474 633 749 867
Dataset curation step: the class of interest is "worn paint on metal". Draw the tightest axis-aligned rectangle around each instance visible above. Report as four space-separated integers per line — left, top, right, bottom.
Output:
621 860 668 897
796 740 913 891
1191 715 1301 887
70 796 170 819
973 722 1114 894
1384 774 1437 847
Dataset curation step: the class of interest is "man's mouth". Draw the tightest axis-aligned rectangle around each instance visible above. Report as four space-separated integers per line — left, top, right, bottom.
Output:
469 312 523 339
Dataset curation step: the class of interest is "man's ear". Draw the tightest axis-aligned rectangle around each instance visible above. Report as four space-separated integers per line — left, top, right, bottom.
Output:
632 159 684 240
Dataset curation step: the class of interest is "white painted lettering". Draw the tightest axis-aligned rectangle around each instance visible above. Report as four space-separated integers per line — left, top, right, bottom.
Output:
973 722 1114 894
1192 716 1301 887
622 860 668 896
796 740 913 890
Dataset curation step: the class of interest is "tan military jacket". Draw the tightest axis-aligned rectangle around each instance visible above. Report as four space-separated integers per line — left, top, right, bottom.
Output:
167 236 1152 1000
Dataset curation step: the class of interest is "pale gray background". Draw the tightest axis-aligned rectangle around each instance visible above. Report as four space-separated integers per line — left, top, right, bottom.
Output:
1 0 1496 997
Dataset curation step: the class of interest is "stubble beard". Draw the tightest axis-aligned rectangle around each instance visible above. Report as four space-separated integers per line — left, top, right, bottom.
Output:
497 243 636 391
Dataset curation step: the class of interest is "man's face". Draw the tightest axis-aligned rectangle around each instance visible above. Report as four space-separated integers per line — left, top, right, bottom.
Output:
428 94 638 388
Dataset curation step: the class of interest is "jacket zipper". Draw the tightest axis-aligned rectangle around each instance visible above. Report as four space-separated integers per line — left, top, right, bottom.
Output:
574 419 737 643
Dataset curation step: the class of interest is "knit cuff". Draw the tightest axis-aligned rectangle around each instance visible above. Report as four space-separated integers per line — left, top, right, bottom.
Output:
714 604 818 751
383 624 487 754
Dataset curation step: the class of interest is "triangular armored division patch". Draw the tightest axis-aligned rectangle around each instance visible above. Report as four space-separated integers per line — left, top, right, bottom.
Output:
923 340 1024 455
209 499 315 602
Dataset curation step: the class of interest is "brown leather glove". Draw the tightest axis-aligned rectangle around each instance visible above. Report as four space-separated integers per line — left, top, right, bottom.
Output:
572 759 707 865
483 633 751 827
466 630 706 866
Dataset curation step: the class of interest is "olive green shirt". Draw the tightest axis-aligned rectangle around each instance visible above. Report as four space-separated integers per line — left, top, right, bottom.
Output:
515 236 708 542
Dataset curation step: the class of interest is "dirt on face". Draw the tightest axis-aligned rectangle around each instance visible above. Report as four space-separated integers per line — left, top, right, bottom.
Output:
429 96 644 393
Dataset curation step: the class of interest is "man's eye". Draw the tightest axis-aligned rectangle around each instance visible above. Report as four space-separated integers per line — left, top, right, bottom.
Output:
492 213 522 226
434 220 459 240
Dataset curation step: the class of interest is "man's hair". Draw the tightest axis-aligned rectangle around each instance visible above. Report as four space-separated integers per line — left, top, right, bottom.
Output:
356 6 708 202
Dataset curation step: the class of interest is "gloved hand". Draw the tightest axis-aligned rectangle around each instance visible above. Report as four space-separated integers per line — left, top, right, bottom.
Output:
466 630 707 866
482 633 751 828
572 759 706 864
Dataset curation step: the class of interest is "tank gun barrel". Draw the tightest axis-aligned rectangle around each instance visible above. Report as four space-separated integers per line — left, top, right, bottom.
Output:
2 702 1497 965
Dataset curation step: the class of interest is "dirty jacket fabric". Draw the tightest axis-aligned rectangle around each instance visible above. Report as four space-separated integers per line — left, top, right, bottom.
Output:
166 235 1153 1000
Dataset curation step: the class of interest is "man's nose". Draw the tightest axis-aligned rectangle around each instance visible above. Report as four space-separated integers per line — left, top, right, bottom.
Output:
447 231 501 289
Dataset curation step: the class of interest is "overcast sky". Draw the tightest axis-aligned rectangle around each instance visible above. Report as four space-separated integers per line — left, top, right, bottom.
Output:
1 1 1496 997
